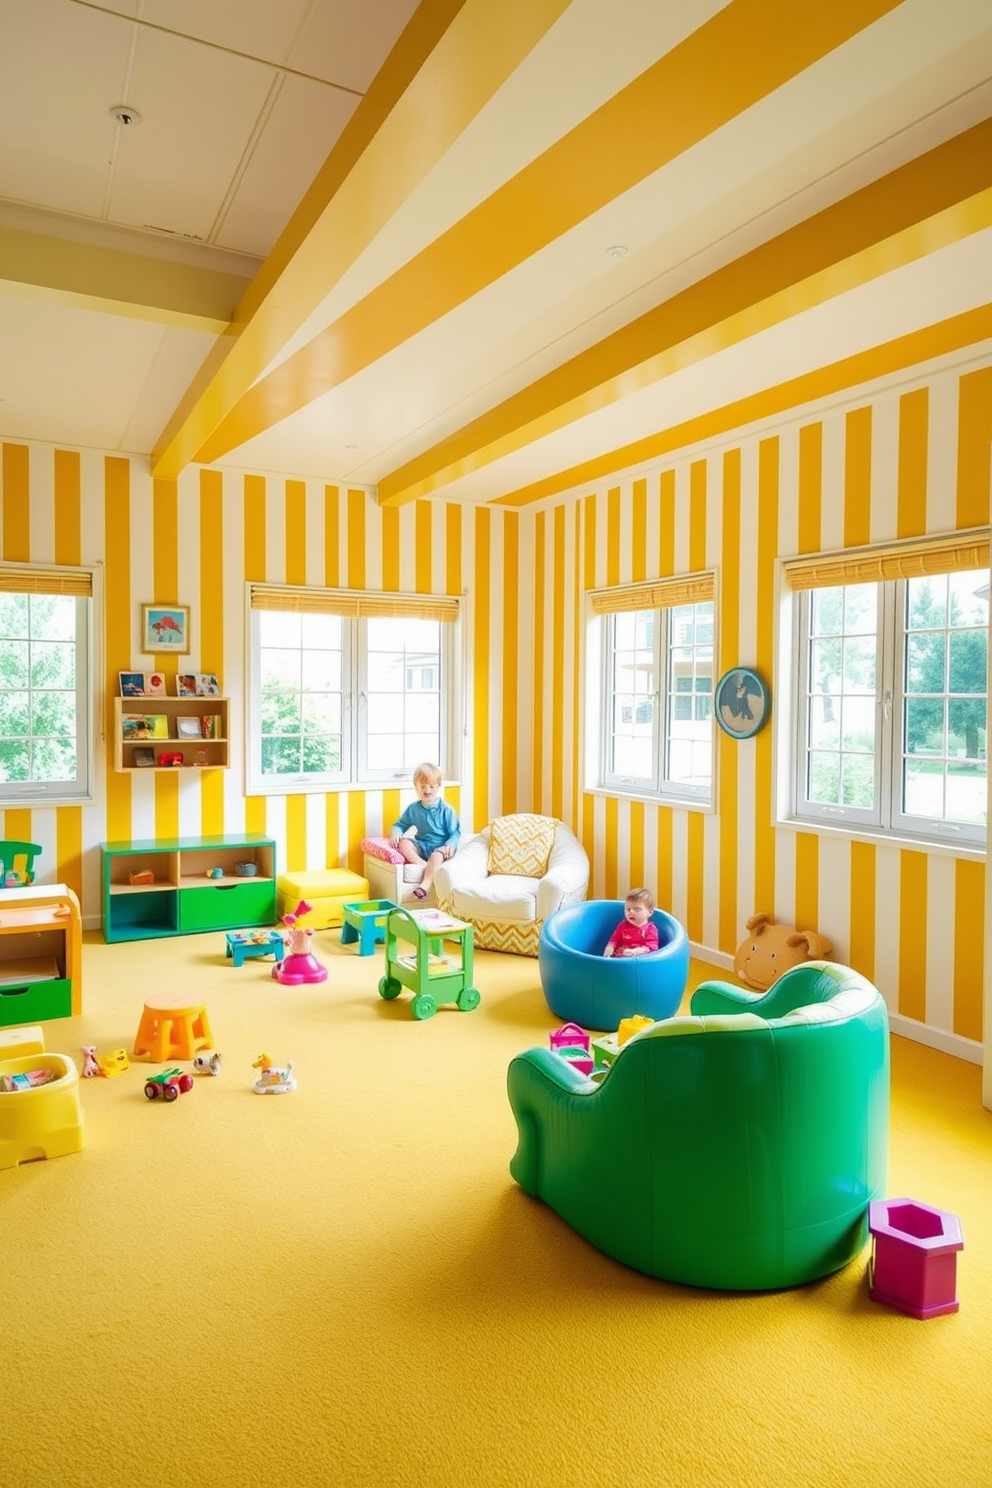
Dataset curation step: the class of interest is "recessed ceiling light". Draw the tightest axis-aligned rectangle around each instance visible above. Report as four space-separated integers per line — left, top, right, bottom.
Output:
606 244 628 260
110 105 142 127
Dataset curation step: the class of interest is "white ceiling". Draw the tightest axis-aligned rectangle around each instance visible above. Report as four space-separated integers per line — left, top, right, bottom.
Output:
1 0 990 506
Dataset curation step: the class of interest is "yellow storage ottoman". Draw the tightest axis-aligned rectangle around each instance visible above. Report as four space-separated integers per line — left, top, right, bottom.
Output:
276 868 369 930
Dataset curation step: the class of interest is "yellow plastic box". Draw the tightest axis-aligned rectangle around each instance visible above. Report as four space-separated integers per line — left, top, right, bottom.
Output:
0 1051 84 1170
275 869 369 930
0 1025 45 1061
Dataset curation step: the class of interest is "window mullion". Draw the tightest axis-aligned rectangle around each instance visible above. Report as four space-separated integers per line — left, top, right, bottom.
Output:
886 583 910 839
655 608 666 791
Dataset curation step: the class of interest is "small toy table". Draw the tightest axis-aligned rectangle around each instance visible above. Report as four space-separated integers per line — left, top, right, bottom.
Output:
378 906 479 1020
340 898 397 955
226 929 285 967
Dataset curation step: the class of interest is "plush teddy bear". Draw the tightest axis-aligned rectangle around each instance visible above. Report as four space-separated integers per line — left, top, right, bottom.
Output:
733 913 832 992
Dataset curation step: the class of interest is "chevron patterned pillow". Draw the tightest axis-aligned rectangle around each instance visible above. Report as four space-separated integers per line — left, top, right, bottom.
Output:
488 814 557 878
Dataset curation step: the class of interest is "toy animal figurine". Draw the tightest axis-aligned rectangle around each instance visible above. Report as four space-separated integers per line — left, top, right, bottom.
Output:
272 900 328 985
80 1046 100 1078
193 1051 222 1076
251 1051 296 1095
733 913 833 991
97 1047 130 1077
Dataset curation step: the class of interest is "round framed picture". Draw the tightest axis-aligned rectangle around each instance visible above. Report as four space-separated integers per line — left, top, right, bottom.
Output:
714 668 770 739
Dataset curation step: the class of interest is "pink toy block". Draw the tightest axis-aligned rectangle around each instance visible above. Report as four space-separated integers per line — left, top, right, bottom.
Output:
868 1198 963 1319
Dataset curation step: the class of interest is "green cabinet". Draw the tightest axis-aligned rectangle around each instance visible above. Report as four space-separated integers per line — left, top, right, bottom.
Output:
101 835 276 943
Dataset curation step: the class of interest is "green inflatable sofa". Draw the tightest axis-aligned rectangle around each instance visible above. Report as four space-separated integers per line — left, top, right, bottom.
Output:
507 961 890 1290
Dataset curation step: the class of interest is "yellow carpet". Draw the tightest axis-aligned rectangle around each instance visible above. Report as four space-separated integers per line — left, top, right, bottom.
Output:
1 933 990 1488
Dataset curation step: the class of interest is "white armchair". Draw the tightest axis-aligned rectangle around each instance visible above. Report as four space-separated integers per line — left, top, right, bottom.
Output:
434 814 589 956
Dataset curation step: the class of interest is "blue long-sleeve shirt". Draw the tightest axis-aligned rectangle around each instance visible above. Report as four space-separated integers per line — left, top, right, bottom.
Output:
391 799 461 858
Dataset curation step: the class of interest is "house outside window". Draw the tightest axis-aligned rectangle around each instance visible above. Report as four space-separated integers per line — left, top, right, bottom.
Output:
0 566 94 805
246 585 460 794
783 533 988 849
587 574 715 805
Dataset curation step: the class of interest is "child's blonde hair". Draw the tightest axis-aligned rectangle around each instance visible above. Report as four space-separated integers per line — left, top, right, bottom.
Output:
625 887 654 911
413 761 442 788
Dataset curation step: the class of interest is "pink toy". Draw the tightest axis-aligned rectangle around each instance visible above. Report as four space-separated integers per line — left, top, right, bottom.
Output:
80 1046 100 1078
549 1022 594 1075
868 1198 964 1319
272 900 328 985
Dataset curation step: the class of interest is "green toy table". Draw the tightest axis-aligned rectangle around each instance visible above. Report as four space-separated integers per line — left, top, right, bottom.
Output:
377 906 480 1020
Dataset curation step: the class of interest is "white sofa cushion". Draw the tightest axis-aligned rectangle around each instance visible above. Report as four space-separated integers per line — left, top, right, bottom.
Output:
450 875 540 922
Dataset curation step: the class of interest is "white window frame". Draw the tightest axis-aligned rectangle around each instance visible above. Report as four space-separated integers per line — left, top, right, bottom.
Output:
585 575 716 808
0 564 97 807
246 585 462 796
778 535 988 853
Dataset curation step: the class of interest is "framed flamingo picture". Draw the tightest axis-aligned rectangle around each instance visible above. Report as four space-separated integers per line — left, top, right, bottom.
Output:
141 603 190 654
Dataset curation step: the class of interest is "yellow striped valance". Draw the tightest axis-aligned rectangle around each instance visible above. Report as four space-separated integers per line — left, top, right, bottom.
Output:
249 584 459 624
0 564 92 597
589 572 715 616
784 531 990 592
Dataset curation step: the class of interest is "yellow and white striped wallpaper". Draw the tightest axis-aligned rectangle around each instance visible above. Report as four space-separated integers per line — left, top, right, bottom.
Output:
1 352 989 1057
533 356 991 1059
0 449 513 913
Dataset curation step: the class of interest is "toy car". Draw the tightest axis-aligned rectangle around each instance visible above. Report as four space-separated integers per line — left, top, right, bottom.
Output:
143 1068 194 1102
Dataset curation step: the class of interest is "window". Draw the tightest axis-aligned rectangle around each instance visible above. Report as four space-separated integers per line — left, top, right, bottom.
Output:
587 574 715 804
247 585 460 794
785 534 988 848
0 565 93 804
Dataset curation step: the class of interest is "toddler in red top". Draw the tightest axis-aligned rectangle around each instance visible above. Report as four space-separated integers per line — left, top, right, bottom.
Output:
604 888 660 958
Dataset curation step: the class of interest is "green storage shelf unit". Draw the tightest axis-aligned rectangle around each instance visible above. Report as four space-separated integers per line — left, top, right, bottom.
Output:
102 834 277 943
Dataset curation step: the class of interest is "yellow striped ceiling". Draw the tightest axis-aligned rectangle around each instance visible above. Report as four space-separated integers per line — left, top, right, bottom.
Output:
19 0 987 506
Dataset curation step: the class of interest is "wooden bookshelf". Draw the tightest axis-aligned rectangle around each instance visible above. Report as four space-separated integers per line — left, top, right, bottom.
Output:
113 696 230 772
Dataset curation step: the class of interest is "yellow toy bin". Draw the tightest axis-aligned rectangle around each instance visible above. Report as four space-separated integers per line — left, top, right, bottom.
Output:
0 1051 84 1170
275 869 370 931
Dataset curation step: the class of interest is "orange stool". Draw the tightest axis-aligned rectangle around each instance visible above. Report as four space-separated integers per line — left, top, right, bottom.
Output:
133 996 213 1063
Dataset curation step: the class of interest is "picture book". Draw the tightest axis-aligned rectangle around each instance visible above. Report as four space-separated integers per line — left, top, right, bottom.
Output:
177 673 220 696
122 713 169 740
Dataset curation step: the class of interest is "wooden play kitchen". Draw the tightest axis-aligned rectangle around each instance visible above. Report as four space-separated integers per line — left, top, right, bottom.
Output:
0 884 82 1028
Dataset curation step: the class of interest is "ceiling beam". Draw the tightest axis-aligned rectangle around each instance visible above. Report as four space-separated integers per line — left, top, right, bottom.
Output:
375 121 992 506
0 225 248 331
150 0 571 480
182 0 908 475
491 304 992 508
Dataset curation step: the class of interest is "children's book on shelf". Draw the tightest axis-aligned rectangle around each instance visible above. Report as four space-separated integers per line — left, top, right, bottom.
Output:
118 671 166 697
122 713 169 740
176 673 220 697
201 713 221 739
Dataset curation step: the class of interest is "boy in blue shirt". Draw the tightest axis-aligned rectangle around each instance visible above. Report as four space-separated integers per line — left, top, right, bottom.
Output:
389 762 461 900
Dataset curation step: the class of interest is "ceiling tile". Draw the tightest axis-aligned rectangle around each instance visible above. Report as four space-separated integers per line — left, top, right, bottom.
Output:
0 295 213 450
214 73 359 258
106 26 276 243
0 0 132 216
286 0 421 91
141 0 315 70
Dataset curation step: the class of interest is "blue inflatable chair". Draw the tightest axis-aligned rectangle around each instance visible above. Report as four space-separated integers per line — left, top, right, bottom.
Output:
539 899 689 1031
